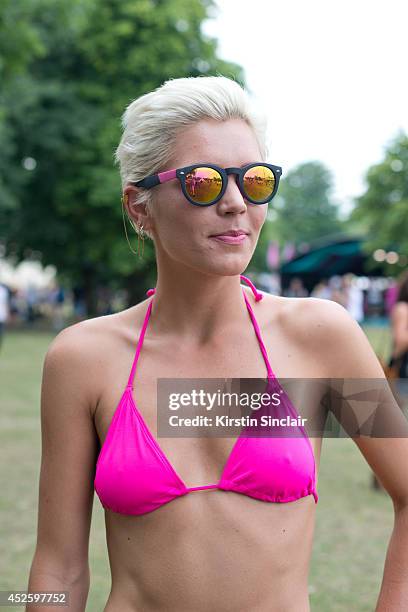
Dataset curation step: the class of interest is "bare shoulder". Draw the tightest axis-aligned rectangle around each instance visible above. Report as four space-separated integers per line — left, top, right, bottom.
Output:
261 291 344 343
44 307 139 413
262 293 382 378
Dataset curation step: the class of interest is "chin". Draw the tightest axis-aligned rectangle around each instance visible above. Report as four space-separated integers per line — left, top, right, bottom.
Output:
161 237 254 276
193 256 253 278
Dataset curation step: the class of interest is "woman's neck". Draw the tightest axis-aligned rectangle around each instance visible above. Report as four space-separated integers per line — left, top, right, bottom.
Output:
143 273 255 342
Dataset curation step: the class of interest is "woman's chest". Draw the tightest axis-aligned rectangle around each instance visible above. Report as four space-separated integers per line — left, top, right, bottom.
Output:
94 314 325 489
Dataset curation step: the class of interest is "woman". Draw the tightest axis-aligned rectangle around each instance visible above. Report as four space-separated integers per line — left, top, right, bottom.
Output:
26 76 408 611
389 270 408 397
0 280 9 351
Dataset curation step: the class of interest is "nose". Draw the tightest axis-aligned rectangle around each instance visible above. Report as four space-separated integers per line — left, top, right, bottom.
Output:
217 174 247 214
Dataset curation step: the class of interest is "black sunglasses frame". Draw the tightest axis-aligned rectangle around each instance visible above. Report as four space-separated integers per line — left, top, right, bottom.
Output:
131 162 283 207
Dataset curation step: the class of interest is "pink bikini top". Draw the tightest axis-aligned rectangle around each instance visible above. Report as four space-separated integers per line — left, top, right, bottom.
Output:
94 275 318 516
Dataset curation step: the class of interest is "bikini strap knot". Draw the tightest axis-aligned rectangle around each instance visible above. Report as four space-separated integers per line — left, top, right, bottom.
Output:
240 274 263 301
146 288 156 296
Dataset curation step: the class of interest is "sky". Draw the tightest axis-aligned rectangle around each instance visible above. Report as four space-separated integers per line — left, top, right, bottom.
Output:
203 0 408 218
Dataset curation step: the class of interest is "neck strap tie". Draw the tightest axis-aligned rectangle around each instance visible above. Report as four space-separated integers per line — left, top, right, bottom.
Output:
239 274 263 301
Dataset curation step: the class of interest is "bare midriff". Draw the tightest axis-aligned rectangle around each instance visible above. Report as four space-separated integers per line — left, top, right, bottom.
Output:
101 485 317 612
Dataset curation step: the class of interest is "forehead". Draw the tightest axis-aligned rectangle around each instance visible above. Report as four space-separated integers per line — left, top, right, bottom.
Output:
168 118 263 168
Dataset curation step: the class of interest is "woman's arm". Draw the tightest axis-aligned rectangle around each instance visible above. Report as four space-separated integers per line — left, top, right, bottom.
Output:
390 302 408 359
312 299 408 611
26 323 100 612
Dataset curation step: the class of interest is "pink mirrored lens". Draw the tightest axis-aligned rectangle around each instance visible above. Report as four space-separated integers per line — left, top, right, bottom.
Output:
243 166 275 202
185 167 223 203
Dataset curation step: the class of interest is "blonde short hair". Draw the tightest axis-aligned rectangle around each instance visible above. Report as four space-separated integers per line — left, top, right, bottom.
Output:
114 76 269 239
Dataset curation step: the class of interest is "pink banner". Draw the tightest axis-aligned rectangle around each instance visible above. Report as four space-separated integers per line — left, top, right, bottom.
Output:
282 242 296 262
266 241 280 269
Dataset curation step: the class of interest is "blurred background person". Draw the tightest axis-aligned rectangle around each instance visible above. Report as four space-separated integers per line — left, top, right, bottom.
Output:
8 286 20 325
25 283 39 325
328 275 346 307
388 270 408 382
385 277 399 317
0 280 10 351
284 276 309 297
48 282 67 332
372 271 408 491
72 285 87 322
311 278 332 300
342 273 365 324
366 280 384 318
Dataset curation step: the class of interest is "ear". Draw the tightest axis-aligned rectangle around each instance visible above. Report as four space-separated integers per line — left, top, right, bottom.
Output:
122 184 154 235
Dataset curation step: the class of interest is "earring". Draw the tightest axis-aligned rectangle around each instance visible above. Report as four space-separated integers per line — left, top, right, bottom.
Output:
137 223 146 258
121 193 139 255
121 193 149 258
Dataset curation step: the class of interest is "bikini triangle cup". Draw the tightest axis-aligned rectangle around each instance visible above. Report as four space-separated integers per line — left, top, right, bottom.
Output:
94 275 318 515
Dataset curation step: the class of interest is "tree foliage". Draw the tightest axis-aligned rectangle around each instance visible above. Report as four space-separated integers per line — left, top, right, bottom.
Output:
0 0 243 313
272 161 343 244
250 161 344 271
349 131 408 275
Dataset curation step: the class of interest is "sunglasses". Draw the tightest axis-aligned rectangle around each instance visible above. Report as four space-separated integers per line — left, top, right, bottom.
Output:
129 162 283 207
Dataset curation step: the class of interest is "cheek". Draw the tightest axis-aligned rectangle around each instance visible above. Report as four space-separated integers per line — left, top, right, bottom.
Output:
152 191 201 242
250 205 268 230
150 187 179 230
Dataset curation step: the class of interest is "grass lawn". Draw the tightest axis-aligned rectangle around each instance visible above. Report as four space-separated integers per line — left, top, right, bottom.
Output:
0 325 398 611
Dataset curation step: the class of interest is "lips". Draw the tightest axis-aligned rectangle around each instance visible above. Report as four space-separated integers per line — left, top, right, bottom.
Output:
210 230 249 245
210 230 248 237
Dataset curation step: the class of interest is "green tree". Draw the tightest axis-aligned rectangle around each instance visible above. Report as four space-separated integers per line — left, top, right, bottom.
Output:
0 0 47 223
273 161 343 244
249 161 344 272
348 130 408 275
0 0 243 314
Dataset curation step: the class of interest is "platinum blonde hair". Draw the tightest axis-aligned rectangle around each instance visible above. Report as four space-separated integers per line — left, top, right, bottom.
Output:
114 76 269 238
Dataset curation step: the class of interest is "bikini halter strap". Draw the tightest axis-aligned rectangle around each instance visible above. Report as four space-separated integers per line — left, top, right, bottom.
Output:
127 275 269 389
